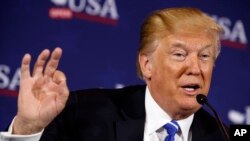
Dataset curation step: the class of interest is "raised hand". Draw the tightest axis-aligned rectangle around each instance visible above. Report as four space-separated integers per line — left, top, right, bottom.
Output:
13 47 69 134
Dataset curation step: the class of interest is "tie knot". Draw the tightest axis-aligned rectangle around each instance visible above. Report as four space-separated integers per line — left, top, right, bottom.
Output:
163 120 179 141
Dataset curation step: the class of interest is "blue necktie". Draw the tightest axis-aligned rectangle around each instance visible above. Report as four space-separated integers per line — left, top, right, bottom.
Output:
163 120 179 141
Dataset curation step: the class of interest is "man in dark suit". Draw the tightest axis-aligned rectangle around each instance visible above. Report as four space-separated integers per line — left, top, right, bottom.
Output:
39 85 226 141
0 7 226 141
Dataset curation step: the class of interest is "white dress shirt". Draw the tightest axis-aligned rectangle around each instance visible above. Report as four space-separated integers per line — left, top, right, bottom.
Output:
143 87 194 141
0 86 194 141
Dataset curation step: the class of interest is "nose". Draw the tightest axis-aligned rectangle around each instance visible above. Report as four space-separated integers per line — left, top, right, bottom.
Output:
185 55 201 75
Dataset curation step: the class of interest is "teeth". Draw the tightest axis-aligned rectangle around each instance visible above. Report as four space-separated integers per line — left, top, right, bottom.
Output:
184 88 195 91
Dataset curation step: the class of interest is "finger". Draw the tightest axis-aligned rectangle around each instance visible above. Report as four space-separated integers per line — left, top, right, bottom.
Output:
32 49 50 77
32 77 46 99
44 47 62 77
21 53 31 80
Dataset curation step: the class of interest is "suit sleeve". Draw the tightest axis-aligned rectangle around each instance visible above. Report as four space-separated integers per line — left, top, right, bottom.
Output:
39 92 78 141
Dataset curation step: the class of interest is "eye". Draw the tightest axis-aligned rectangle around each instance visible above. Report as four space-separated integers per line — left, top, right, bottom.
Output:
174 53 184 57
199 53 211 61
172 52 186 61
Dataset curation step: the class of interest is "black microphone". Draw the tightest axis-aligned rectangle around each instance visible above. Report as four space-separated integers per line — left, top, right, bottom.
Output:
196 94 230 141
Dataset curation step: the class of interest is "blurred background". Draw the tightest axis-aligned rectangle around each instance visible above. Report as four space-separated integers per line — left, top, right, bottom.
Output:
1 0 250 130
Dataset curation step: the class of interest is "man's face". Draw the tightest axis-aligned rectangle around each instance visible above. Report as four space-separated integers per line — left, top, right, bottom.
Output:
143 31 217 118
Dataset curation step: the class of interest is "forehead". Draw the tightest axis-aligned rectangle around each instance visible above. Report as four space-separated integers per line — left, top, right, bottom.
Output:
159 31 218 50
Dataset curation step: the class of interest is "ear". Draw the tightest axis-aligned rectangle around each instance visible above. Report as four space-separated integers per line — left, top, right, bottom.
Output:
138 54 153 79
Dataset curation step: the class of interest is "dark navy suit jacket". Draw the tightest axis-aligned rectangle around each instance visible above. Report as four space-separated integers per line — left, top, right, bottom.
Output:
40 85 226 141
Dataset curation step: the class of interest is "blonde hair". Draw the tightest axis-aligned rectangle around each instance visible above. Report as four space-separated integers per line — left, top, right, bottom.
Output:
136 7 224 79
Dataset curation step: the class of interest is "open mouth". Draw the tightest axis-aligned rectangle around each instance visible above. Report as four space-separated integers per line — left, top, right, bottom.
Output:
182 84 200 92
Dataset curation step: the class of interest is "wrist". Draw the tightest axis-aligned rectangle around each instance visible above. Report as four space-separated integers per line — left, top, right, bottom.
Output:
13 116 44 135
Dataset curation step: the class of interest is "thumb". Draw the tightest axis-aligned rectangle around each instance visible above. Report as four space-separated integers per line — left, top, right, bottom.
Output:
52 70 66 85
52 70 69 95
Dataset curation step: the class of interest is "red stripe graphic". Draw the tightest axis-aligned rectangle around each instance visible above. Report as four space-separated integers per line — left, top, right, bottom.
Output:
49 8 118 26
0 89 18 97
73 12 118 26
221 40 247 49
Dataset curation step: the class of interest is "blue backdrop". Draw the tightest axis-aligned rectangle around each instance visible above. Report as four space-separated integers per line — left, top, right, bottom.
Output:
1 0 250 130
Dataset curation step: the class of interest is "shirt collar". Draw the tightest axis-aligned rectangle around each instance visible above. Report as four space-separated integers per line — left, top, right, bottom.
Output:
144 86 194 141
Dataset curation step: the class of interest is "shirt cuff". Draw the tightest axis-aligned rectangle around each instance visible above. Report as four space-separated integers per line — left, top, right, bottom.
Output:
0 117 43 141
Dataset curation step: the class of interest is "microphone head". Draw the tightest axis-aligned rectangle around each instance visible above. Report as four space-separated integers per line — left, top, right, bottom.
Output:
196 94 208 105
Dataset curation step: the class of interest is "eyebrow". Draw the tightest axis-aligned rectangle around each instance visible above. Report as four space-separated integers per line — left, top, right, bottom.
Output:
170 41 214 51
200 44 215 51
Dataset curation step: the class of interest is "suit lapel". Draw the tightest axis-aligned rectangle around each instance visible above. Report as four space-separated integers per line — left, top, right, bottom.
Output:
116 119 145 141
191 108 217 141
191 108 226 141
191 108 213 141
115 85 146 141
191 114 207 141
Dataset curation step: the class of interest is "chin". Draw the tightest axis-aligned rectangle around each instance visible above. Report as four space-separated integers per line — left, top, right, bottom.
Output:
179 100 201 112
178 106 201 118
